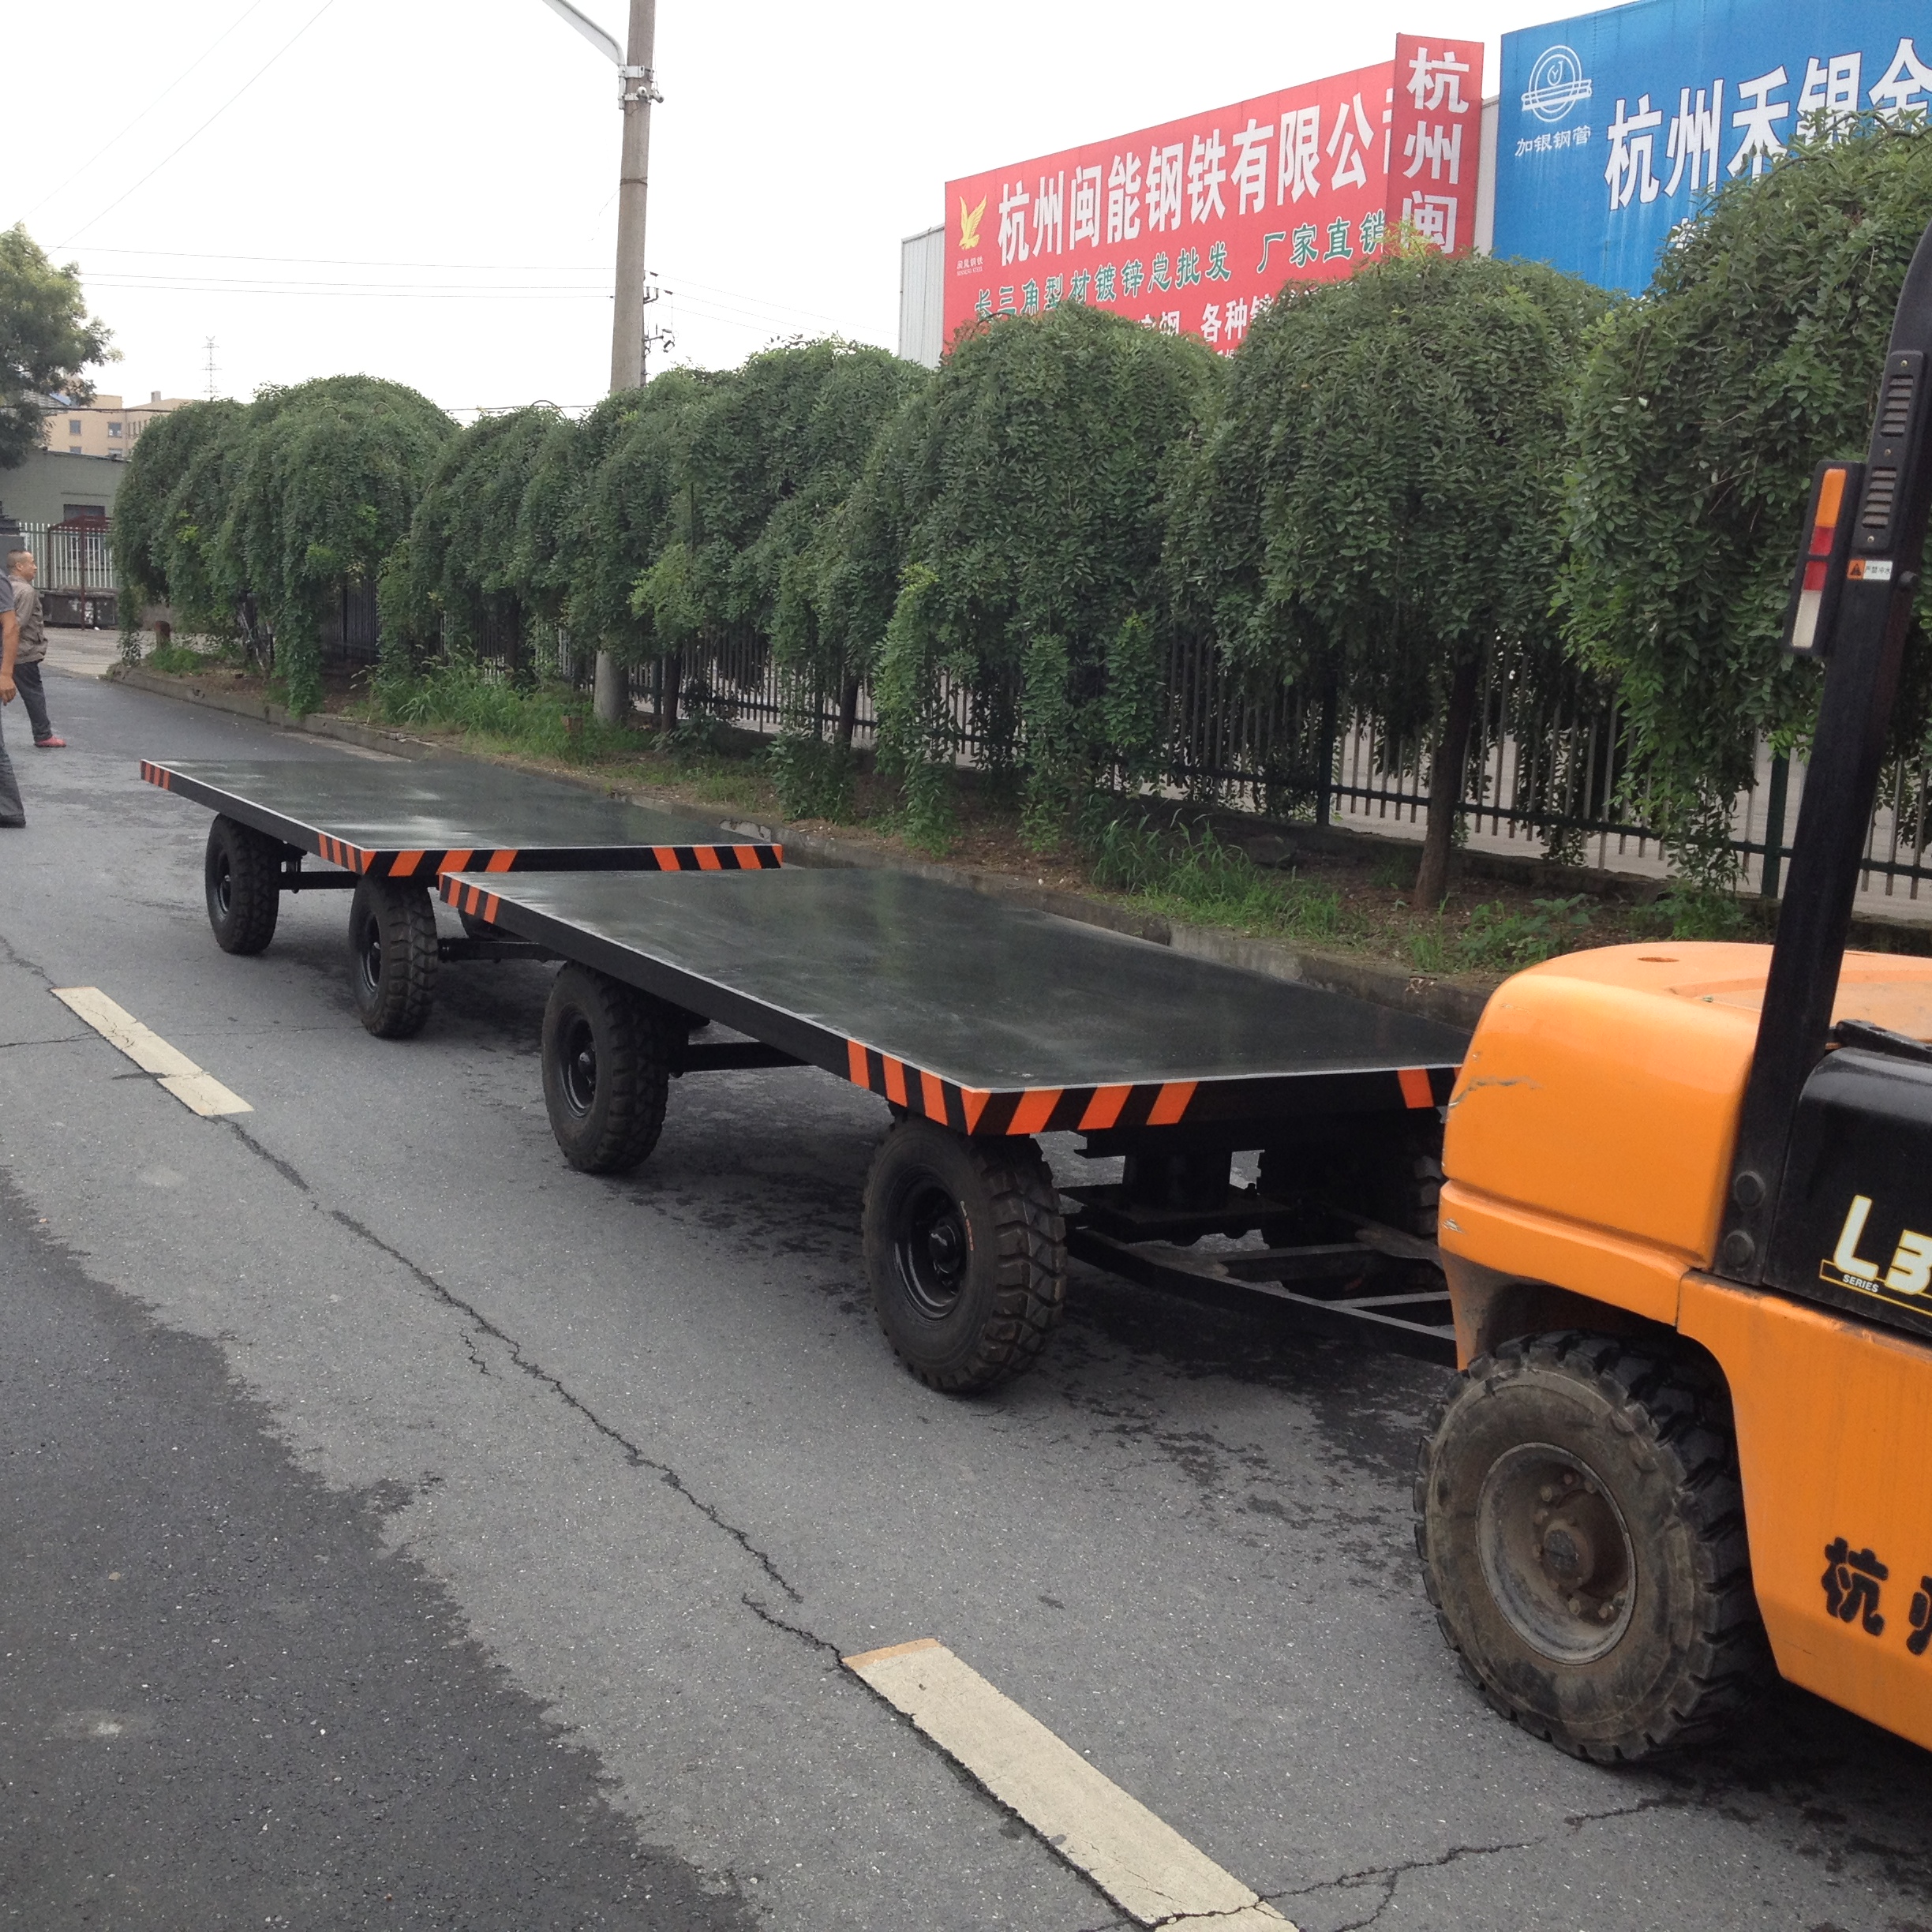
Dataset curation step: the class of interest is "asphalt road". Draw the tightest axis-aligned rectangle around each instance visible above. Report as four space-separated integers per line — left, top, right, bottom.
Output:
3 665 1931 1932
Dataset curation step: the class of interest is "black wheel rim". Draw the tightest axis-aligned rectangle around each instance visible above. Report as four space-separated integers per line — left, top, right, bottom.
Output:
892 1177 971 1320
213 856 234 919
1476 1441 1637 1663
358 915 384 994
560 1013 597 1117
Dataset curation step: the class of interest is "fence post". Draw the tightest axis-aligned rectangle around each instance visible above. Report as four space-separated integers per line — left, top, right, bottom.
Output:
1759 751 1791 899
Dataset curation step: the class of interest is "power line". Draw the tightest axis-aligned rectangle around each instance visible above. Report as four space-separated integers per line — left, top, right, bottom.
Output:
71 247 850 325
23 0 275 223
56 0 343 249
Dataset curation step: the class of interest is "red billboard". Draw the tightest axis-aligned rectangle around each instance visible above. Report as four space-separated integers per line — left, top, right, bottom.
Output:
943 33 1485 354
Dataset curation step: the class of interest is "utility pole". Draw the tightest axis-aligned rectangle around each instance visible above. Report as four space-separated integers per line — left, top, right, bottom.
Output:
540 0 661 721
595 0 658 721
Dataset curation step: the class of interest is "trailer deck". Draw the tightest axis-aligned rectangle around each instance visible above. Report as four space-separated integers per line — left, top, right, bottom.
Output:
444 865 1470 1367
147 757 781 1039
143 758 783 876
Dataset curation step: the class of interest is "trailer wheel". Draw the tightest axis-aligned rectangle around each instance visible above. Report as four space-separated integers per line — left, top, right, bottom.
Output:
204 814 281 955
348 878 440 1039
458 908 500 941
1414 1332 1768 1762
863 1121 1065 1393
541 964 675 1174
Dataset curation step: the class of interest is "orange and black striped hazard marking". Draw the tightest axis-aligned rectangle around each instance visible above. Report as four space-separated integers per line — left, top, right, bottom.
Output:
380 842 781 878
841 1039 1451 1136
140 764 783 874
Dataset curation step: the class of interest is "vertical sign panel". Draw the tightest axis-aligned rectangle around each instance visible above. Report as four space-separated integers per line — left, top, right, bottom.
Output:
1496 0 1932 294
942 36 1485 358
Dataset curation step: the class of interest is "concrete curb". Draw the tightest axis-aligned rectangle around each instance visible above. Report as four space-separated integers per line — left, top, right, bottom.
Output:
112 663 1497 1030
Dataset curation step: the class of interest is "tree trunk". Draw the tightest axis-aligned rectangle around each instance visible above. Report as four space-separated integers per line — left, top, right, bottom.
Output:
1313 672 1338 829
1415 652 1481 908
592 648 627 725
660 650 681 735
836 672 861 749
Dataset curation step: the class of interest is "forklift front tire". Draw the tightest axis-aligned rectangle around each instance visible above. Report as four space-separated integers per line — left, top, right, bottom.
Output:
348 878 440 1039
541 964 675 1174
862 1120 1066 1393
204 814 282 956
1414 1331 1768 1762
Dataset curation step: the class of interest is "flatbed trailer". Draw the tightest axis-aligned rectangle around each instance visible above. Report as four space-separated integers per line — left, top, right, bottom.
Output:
440 863 1470 1387
143 758 781 1037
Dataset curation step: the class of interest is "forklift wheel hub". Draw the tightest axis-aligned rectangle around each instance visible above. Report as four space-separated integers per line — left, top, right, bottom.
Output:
1477 1442 1634 1664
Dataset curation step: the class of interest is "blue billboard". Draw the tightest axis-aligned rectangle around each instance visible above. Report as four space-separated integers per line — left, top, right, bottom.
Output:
1495 0 1932 291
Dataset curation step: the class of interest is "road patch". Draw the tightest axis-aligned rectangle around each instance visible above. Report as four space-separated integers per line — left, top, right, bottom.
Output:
843 1638 1294 1929
52 987 252 1118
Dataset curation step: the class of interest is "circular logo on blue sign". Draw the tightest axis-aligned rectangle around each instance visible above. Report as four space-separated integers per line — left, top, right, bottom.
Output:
1522 45 1593 123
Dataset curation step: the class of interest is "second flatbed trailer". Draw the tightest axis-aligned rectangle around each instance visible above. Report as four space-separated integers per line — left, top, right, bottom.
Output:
142 758 781 1037
441 863 1469 1387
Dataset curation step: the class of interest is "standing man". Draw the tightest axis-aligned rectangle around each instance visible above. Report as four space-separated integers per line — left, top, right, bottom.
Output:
0 580 23 827
7 549 63 747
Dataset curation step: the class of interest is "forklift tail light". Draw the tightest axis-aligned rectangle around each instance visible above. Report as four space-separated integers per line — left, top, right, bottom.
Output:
1784 460 1864 658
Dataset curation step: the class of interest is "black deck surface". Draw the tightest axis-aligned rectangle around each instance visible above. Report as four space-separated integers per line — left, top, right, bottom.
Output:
142 759 779 874
444 867 1468 1133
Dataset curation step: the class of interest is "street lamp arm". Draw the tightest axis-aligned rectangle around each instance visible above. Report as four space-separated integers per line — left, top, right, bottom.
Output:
538 0 622 67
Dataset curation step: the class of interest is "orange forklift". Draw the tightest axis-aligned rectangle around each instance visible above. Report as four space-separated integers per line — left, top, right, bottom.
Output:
1417 219 1932 1763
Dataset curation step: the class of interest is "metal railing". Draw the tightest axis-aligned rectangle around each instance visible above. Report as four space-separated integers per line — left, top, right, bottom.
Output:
445 611 1932 917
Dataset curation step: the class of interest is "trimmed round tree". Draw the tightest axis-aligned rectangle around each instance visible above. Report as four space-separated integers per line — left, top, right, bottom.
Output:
1197 239 1607 904
110 398 248 657
838 303 1223 848
1563 118 1932 872
381 405 561 675
218 376 455 713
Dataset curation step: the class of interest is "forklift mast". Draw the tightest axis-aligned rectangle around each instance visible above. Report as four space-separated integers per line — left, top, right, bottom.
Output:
1720 217 1932 1285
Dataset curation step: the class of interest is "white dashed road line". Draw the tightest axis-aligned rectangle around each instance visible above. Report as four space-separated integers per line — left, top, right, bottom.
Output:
52 987 253 1118
844 1639 1294 1930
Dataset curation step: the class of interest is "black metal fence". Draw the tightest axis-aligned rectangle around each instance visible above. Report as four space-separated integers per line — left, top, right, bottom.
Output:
432 607 1932 912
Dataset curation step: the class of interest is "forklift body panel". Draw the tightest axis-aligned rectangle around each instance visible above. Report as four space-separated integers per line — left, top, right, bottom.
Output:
1440 943 1932 1333
1679 1273 1932 1751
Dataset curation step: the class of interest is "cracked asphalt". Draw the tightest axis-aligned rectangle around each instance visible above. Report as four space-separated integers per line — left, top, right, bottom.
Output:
3 668 1932 1931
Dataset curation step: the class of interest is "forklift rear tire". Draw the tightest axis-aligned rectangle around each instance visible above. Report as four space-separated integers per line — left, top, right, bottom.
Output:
348 878 440 1039
863 1121 1065 1393
541 964 676 1174
204 814 281 956
1414 1332 1768 1762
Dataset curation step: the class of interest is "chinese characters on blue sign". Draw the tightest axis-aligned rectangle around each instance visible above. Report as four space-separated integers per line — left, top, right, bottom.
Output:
1496 0 1932 292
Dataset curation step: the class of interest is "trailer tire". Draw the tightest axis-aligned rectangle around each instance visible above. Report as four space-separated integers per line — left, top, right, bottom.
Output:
541 964 675 1174
348 878 440 1039
863 1121 1065 1393
1414 1332 1769 1763
204 814 282 955
459 908 501 941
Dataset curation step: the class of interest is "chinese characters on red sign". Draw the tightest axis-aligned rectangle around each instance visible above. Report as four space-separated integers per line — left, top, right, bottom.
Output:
942 34 1486 355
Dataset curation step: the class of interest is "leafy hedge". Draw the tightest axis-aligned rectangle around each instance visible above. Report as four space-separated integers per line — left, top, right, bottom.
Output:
114 376 455 712
1564 118 1932 868
113 122 1932 873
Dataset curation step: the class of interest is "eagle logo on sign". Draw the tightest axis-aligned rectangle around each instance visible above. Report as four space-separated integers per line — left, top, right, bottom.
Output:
958 195 987 250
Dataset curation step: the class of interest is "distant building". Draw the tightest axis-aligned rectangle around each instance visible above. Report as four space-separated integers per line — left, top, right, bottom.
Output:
43 390 196 461
0 448 129 526
899 227 945 369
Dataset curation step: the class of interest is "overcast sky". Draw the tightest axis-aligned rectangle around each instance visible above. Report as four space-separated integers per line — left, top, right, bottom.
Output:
13 0 1588 417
